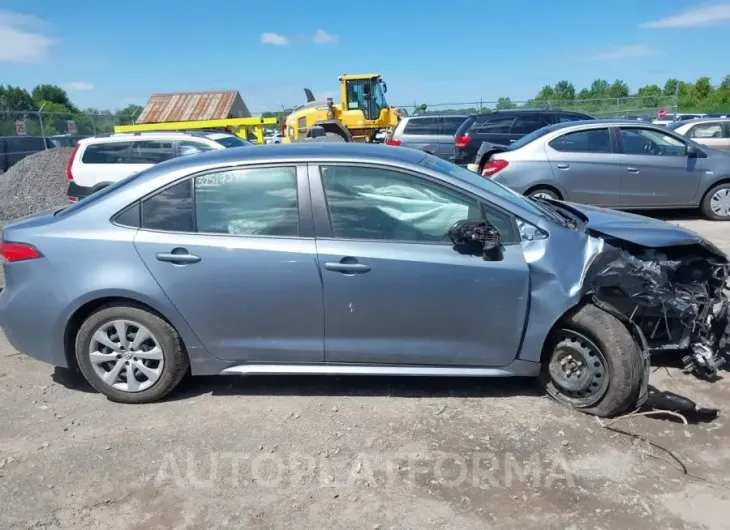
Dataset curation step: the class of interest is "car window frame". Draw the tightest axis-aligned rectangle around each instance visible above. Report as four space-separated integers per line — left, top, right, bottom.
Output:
616 126 688 157
80 140 133 164
510 114 553 136
547 127 615 154
137 163 314 239
307 162 521 246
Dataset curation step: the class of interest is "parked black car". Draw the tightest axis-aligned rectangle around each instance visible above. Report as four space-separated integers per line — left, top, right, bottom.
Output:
0 136 53 173
452 109 594 170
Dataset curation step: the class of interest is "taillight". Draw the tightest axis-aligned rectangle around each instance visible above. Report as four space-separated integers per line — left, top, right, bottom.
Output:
281 123 286 135
455 135 471 148
66 144 80 181
386 138 401 146
482 159 509 177
0 241 42 262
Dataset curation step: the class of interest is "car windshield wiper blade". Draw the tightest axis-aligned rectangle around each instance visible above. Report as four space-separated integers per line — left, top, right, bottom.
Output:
530 197 576 229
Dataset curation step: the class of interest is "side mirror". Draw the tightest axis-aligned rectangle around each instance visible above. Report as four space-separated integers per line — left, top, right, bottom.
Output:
383 83 388 93
686 143 699 157
447 220 504 262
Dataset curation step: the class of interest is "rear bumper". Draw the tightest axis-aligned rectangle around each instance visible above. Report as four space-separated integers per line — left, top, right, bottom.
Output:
66 181 94 202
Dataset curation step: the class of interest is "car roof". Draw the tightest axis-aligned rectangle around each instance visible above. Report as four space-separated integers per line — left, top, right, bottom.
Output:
406 114 467 120
79 131 233 144
535 119 673 134
473 109 591 117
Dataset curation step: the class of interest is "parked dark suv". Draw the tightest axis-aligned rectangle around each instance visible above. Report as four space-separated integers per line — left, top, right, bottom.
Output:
452 109 594 170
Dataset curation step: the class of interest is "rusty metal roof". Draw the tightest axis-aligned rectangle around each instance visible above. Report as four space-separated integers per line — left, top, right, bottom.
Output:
136 91 244 123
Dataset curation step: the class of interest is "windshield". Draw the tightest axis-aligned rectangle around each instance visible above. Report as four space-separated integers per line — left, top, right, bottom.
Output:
214 136 251 148
373 80 388 111
419 154 544 216
508 124 556 150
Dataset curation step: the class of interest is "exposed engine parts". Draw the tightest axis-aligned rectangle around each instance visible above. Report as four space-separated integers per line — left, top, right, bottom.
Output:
587 245 730 379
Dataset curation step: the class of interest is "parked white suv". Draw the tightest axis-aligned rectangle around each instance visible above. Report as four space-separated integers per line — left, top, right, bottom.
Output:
66 131 251 202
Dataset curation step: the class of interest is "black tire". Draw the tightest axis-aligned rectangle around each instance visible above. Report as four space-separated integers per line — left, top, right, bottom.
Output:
540 304 643 417
700 182 730 221
526 186 561 200
75 303 189 404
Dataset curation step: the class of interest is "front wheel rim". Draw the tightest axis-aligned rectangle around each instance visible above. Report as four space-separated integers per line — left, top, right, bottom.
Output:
531 191 554 199
710 188 730 217
89 320 164 393
546 329 609 407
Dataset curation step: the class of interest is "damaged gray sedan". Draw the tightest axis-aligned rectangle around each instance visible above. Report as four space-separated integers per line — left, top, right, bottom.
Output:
1 144 727 417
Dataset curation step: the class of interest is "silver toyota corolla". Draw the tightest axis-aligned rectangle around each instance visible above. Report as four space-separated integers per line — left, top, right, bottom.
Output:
1 144 728 417
473 120 730 220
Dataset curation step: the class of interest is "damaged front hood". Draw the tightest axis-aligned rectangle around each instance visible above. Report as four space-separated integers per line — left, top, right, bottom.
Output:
558 201 726 256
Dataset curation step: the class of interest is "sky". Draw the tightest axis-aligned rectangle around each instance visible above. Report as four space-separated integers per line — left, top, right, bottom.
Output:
1 0 730 113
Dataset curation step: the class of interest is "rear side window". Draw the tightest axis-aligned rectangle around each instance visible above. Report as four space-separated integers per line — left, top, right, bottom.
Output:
511 115 552 135
687 122 723 139
471 116 515 135
558 114 586 123
177 141 217 157
549 128 612 153
403 117 440 135
441 117 467 135
81 142 131 164
142 179 194 232
128 140 176 164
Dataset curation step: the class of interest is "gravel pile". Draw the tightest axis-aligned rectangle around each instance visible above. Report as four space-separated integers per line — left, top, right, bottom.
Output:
0 147 73 226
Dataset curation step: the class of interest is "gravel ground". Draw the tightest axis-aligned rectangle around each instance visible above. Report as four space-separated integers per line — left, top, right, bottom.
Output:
1 214 730 529
0 148 73 226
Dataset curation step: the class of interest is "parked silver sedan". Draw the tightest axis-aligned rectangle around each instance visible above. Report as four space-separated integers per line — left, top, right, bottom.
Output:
668 118 730 152
479 120 730 220
2 144 729 417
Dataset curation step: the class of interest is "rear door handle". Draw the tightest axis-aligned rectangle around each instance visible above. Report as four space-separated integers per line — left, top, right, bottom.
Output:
556 163 570 169
627 167 640 173
155 250 201 264
324 262 371 273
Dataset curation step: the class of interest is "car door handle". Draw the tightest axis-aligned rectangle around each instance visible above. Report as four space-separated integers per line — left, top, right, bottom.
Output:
627 167 640 173
155 250 201 264
556 163 570 169
324 262 371 273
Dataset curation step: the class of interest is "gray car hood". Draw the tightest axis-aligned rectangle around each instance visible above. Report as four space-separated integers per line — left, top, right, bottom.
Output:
555 201 726 256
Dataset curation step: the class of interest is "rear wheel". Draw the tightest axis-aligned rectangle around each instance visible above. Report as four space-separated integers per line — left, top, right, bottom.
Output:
75 303 189 404
700 182 730 221
526 186 561 200
540 304 644 417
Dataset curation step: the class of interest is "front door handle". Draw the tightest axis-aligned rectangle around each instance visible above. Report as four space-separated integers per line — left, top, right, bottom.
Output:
556 163 570 169
156 249 201 264
627 167 640 173
324 262 371 274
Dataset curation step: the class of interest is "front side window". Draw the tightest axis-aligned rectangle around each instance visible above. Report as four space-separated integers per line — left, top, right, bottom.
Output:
687 123 723 139
321 165 482 243
195 167 299 237
549 128 612 153
619 128 686 156
81 142 132 164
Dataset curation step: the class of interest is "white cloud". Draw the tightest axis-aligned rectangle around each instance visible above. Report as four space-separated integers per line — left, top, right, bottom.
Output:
260 32 289 46
0 10 54 63
640 3 730 28
585 44 659 61
312 29 338 44
63 81 94 91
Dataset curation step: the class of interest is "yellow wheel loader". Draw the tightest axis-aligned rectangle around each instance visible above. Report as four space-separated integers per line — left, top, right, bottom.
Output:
281 74 405 143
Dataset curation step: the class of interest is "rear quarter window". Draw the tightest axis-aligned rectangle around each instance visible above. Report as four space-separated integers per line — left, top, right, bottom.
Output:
403 117 440 135
81 142 132 164
441 117 467 135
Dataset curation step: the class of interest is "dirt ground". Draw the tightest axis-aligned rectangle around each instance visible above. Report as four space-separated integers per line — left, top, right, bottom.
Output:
1 211 730 530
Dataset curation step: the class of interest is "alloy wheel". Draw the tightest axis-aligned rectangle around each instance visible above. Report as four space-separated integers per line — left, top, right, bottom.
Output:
88 319 164 392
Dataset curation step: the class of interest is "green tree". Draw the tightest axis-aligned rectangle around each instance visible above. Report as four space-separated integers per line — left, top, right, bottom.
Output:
606 80 629 99
0 85 37 111
694 77 713 101
552 81 576 100
495 97 517 110
589 79 609 98
31 84 78 113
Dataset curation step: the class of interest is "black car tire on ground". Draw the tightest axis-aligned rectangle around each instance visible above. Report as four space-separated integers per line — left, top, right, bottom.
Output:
700 182 730 221
540 304 644 418
75 303 189 404
526 186 562 200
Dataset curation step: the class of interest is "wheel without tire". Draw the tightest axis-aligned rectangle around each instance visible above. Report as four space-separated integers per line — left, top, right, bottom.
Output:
526 187 561 200
75 303 189 403
701 183 730 221
540 304 644 417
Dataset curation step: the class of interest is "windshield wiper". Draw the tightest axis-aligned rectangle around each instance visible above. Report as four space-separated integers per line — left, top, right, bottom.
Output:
530 197 577 229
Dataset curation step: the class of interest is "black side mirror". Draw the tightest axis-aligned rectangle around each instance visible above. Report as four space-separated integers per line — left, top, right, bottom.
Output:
448 220 504 261
686 143 699 157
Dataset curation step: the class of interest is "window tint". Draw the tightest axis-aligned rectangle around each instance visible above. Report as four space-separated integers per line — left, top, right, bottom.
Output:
619 128 686 156
472 116 515 135
549 128 612 153
81 142 131 164
511 115 552 135
177 141 216 157
321 166 481 242
195 167 298 237
558 114 585 123
128 140 176 164
403 117 440 135
687 122 723 139
441 117 467 135
142 180 194 232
